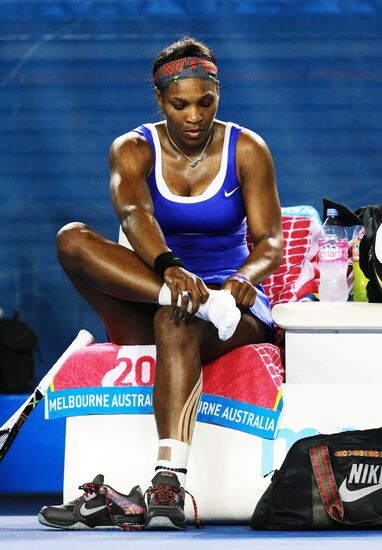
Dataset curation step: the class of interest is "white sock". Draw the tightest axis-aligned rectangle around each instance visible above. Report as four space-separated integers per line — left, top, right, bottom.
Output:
158 284 241 341
156 438 190 487
197 289 241 341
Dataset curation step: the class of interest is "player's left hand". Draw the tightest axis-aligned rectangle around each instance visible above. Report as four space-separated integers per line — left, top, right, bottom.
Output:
222 275 257 308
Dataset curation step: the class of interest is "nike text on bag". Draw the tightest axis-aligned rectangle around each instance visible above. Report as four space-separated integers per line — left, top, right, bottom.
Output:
251 428 382 530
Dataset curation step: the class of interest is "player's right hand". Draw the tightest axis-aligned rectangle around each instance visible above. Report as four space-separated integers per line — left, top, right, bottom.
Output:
163 266 209 318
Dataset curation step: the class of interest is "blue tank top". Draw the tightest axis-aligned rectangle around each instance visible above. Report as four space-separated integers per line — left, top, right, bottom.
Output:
121 121 274 330
133 122 249 283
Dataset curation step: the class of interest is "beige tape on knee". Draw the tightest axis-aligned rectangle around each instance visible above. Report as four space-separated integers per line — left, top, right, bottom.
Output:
177 372 203 444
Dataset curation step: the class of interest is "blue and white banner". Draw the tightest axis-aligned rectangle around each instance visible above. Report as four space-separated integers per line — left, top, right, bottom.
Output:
46 386 282 439
46 387 153 419
197 393 282 439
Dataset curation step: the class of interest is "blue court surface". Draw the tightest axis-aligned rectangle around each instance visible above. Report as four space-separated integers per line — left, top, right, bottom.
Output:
2 498 382 550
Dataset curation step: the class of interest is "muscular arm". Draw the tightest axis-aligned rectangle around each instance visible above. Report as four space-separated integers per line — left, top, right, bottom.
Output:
109 132 170 266
223 130 283 306
109 132 209 313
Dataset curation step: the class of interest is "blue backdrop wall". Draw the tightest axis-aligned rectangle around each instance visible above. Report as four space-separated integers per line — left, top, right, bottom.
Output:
1 1 382 381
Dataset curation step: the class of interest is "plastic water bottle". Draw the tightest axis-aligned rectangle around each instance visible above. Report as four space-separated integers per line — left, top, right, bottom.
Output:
318 208 349 302
351 225 369 302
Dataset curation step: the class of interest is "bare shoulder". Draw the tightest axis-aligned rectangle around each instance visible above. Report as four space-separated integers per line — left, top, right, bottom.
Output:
236 127 273 164
235 128 274 186
109 130 153 176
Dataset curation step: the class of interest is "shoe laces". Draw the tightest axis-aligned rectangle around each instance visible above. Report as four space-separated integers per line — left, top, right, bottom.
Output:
70 482 98 504
145 484 203 529
78 482 114 521
79 482 100 499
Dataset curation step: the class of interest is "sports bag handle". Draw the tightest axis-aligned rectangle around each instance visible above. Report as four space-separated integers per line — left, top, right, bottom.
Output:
309 444 344 523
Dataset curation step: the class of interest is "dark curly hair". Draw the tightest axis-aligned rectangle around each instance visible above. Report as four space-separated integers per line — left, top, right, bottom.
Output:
153 36 217 81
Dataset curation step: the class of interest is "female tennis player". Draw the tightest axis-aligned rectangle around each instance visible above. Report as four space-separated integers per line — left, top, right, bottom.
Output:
39 36 283 531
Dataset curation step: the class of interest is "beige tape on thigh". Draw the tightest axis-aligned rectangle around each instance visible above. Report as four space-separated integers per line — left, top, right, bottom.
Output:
177 372 203 444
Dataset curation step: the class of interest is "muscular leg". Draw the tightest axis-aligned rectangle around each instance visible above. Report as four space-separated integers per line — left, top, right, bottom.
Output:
153 306 270 447
147 301 271 531
153 307 202 440
151 306 269 493
56 222 162 344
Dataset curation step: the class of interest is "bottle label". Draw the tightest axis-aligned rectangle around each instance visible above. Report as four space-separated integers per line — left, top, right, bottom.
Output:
352 227 365 262
318 240 348 263
352 240 360 262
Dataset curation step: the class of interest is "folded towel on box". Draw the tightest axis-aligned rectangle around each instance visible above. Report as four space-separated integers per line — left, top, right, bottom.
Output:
46 342 284 440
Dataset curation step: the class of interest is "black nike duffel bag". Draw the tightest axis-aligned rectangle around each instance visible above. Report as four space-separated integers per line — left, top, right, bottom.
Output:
251 427 382 530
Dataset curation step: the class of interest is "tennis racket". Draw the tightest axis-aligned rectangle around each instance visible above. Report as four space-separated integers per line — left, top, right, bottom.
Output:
0 329 94 462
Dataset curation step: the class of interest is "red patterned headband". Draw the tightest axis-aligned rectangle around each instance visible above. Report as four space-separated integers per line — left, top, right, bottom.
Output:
154 56 218 90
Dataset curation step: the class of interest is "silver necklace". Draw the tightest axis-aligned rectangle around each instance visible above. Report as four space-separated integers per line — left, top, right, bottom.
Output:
165 124 213 168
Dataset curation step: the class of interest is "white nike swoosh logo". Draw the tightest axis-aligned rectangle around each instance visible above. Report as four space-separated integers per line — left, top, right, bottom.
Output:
338 479 382 502
80 503 108 516
224 187 240 198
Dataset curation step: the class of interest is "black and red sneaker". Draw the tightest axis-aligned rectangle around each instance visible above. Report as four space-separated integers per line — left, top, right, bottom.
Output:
144 471 202 530
38 474 145 530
